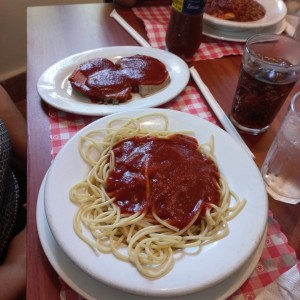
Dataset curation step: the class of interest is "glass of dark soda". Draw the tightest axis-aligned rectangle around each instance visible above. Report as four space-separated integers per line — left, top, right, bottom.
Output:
230 34 300 135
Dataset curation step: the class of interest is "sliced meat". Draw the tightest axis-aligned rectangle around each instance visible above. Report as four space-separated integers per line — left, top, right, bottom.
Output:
68 55 170 104
69 58 132 103
116 54 170 85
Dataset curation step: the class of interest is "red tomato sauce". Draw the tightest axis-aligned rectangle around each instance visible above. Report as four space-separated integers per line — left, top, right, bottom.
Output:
106 134 221 230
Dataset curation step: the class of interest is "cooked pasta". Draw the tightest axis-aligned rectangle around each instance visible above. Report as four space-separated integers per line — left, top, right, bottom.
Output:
69 114 246 278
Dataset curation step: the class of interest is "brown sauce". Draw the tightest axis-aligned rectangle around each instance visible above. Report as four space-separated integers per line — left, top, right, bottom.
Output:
106 134 221 230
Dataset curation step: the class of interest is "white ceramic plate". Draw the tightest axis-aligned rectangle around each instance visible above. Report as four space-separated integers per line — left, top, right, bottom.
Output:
37 174 267 300
203 19 286 42
37 47 189 116
44 109 268 297
204 0 287 31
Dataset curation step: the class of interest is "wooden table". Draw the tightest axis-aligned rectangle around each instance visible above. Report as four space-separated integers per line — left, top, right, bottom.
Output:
27 2 300 299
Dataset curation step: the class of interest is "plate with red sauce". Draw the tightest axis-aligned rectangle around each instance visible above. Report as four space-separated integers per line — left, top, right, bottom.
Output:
43 108 268 297
37 46 189 116
204 0 287 32
37 174 267 300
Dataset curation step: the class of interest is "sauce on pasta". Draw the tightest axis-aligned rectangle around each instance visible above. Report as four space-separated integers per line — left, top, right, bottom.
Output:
70 114 246 278
106 134 220 230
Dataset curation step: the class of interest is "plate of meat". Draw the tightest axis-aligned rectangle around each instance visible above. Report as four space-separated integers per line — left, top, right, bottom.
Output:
204 0 287 31
37 46 190 116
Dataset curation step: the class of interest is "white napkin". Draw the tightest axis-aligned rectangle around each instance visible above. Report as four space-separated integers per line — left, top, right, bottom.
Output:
110 9 151 47
285 15 300 37
256 264 300 300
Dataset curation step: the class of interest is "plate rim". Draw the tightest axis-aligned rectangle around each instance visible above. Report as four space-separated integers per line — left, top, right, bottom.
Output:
44 108 269 297
203 18 287 42
36 46 190 116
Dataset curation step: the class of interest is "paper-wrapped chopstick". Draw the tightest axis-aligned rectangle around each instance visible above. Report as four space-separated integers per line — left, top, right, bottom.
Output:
190 67 255 159
110 9 151 47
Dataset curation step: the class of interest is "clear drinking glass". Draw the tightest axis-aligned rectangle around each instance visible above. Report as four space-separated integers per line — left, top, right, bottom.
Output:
261 91 300 204
230 34 300 135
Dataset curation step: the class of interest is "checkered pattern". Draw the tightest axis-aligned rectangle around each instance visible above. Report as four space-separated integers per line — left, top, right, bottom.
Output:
49 109 97 158
49 86 215 158
132 6 244 60
229 211 299 299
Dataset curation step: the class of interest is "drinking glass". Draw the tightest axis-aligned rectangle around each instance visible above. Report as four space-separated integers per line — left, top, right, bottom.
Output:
261 91 300 204
230 34 300 135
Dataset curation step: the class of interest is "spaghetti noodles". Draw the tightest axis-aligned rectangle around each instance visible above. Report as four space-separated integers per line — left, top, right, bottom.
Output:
70 114 246 278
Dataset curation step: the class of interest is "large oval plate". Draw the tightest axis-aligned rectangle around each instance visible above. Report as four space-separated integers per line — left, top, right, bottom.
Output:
204 0 287 32
37 47 189 116
44 108 268 297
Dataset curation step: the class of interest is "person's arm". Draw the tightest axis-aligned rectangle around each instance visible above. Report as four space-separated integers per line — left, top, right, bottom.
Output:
0 229 26 300
0 85 27 168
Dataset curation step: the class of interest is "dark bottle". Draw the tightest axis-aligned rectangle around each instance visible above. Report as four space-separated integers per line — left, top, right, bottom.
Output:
165 0 206 59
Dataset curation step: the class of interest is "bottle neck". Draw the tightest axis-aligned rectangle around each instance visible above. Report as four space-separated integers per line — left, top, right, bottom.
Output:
172 0 206 15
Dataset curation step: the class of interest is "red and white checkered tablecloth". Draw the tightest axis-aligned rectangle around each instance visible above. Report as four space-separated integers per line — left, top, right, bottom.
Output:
132 6 244 60
46 5 299 299
49 86 215 158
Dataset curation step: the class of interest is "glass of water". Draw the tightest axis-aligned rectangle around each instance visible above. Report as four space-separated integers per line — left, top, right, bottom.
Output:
261 91 300 204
